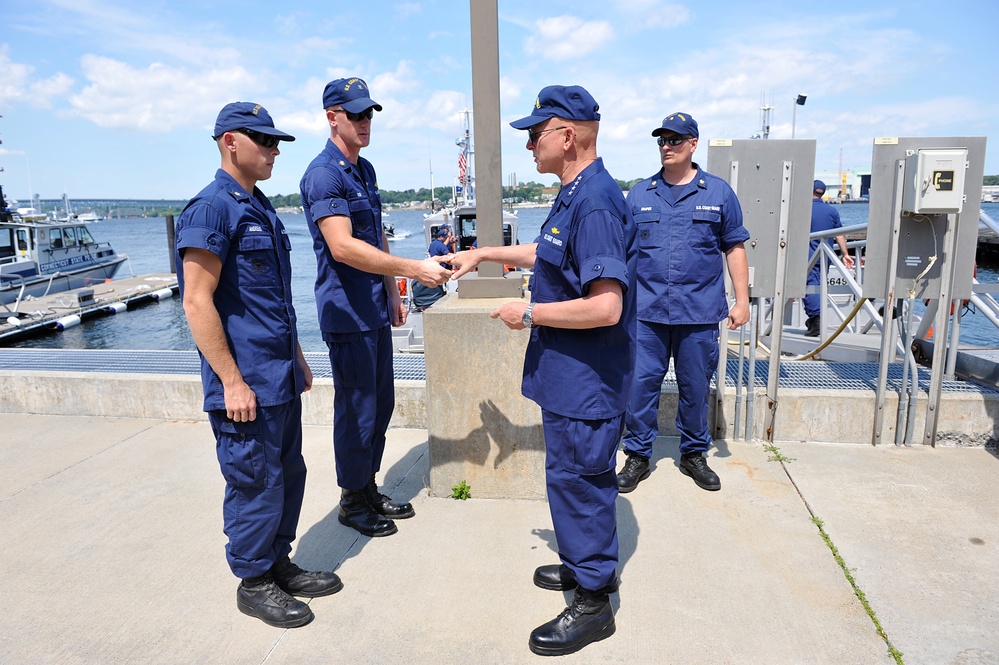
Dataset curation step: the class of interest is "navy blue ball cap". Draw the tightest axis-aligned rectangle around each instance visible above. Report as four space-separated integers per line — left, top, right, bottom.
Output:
213 102 295 141
323 77 383 113
510 85 600 130
651 112 699 139
813 180 827 194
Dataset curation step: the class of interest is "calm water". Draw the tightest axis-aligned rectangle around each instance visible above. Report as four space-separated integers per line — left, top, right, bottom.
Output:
9 203 999 351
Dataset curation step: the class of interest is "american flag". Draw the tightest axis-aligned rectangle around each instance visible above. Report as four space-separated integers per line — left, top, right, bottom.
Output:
458 152 467 183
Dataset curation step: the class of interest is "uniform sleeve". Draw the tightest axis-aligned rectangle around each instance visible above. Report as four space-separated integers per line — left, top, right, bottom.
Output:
719 185 750 252
302 166 350 222
175 202 231 262
832 206 842 229
572 207 630 295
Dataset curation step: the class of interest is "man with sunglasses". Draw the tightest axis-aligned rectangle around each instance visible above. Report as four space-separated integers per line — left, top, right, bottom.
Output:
616 112 750 495
300 78 450 539
449 85 637 657
177 102 343 629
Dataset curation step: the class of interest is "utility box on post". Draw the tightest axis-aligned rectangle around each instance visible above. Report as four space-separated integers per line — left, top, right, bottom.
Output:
863 137 985 301
707 139 815 299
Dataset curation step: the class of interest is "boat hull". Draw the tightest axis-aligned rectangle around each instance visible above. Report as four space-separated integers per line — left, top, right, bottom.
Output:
0 255 127 304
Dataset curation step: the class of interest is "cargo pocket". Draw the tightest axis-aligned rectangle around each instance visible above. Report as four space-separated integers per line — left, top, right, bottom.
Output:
215 417 267 489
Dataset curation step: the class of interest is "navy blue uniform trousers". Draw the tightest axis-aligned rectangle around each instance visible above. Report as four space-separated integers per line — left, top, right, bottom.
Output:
623 321 719 457
209 397 306 580
543 410 622 591
325 325 394 490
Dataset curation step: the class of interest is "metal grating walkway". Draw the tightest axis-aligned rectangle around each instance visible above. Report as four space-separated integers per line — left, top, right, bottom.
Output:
0 349 428 382
0 349 995 395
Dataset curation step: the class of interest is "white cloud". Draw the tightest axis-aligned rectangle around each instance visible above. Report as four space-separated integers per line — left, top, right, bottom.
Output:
68 55 258 132
614 1 692 28
394 3 422 19
524 16 615 61
0 46 75 110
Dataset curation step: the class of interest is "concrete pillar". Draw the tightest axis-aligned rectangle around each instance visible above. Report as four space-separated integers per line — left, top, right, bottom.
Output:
423 295 546 499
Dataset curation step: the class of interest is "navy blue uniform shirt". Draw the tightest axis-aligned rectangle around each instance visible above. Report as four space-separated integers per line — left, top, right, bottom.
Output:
627 164 749 325
175 169 304 411
810 197 842 255
300 140 389 334
523 158 638 420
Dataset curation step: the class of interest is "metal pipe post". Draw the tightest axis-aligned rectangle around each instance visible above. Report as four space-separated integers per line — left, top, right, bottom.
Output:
165 214 176 274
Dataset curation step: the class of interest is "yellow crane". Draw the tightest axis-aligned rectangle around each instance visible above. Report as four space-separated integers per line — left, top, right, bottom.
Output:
839 148 848 200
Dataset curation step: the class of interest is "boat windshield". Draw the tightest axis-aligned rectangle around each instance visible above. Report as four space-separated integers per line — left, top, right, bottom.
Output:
77 226 95 244
0 228 14 260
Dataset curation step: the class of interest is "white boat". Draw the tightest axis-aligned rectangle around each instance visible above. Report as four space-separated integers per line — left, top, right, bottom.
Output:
77 212 103 223
422 109 518 251
1 186 127 305
423 203 518 252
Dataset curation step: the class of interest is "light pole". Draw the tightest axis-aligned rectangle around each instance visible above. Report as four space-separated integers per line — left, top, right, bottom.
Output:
791 93 807 139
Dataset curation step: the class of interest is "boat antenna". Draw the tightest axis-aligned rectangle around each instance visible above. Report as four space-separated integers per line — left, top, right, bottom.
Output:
429 157 435 213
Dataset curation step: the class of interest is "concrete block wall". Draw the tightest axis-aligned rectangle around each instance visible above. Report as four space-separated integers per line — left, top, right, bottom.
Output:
0 372 426 429
422 295 547 500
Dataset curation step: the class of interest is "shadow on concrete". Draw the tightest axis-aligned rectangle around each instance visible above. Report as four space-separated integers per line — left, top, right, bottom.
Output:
428 399 545 469
293 438 429 574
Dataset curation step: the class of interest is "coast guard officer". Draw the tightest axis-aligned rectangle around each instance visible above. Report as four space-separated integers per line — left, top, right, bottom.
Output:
804 180 854 336
449 85 636 657
177 102 342 629
616 112 750 494
300 78 450 537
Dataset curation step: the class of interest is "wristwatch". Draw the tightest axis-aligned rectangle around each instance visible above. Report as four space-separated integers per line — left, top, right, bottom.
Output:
521 303 536 328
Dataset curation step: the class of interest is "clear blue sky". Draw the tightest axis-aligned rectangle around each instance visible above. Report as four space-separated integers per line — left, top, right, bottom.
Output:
1 0 996 201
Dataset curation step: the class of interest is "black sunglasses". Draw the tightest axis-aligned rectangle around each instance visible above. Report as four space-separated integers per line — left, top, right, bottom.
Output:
528 125 567 144
236 128 281 149
657 135 690 147
333 108 374 122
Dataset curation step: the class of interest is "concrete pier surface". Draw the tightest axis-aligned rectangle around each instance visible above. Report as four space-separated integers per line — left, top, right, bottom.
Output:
1 414 997 664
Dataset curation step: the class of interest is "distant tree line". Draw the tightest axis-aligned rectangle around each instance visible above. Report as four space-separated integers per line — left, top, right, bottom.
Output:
985 175 999 186
264 178 648 209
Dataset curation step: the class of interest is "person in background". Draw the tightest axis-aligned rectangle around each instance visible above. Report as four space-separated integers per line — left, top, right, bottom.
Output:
804 180 855 336
177 102 342 629
410 227 451 311
429 226 453 269
449 84 636 657
299 77 451 538
616 111 750 494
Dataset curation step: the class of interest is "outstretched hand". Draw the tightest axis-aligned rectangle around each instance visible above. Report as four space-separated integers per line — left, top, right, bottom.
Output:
412 258 452 287
447 251 480 280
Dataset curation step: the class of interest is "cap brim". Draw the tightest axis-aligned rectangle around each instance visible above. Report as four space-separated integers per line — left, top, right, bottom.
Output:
510 112 554 130
252 126 296 141
341 99 383 114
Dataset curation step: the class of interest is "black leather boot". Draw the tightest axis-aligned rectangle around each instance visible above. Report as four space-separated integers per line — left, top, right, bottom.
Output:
616 453 650 493
363 475 415 519
533 564 620 593
529 586 615 656
271 555 343 598
805 315 820 337
236 571 314 628
338 488 398 537
678 452 721 491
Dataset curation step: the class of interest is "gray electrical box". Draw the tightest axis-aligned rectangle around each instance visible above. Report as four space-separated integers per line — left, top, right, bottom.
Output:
706 139 815 299
863 137 985 300
902 148 967 214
